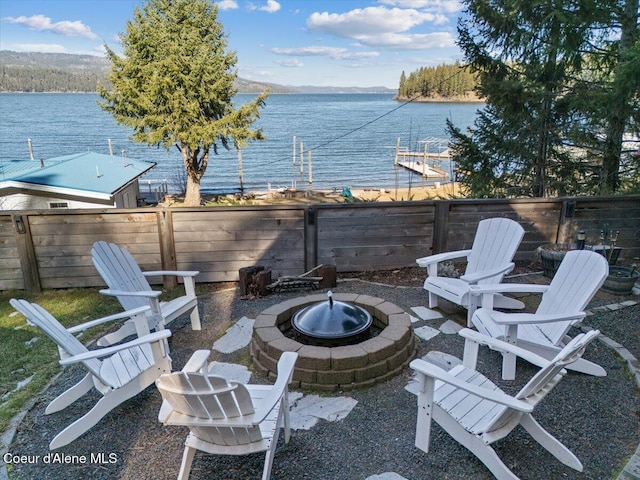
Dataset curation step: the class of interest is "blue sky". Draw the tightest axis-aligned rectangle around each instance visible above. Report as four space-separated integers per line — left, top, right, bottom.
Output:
0 0 465 88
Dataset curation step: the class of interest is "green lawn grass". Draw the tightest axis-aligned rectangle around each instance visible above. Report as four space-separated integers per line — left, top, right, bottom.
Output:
0 289 123 436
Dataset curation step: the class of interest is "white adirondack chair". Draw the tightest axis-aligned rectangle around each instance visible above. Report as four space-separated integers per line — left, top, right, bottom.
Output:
10 299 172 450
410 328 600 480
156 350 298 480
416 217 525 326
470 249 608 379
91 240 200 346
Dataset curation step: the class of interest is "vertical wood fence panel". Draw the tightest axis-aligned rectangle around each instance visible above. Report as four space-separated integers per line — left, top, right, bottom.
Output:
445 199 564 262
27 210 160 289
315 202 436 271
572 197 640 259
0 195 638 291
0 216 24 290
170 207 306 282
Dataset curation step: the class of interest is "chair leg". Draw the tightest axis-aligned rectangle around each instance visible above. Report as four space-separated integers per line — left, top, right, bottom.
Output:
281 395 291 444
428 291 439 309
521 344 606 377
493 294 525 310
470 437 521 480
520 414 583 471
178 445 196 480
45 374 93 414
466 295 479 328
189 305 201 331
262 419 281 480
433 409 520 480
501 352 517 380
564 358 606 377
49 374 151 449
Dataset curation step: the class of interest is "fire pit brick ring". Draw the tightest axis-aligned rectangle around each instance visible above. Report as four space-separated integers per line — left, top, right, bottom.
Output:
250 293 418 391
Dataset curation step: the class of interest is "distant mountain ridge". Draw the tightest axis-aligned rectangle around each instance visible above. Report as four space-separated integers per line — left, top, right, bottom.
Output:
0 51 396 94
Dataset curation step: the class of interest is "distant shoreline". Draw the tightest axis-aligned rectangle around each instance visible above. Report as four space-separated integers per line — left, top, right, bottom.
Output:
394 93 485 103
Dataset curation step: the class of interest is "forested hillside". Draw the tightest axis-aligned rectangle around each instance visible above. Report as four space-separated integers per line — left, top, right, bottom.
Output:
0 51 110 92
0 51 292 93
396 62 479 101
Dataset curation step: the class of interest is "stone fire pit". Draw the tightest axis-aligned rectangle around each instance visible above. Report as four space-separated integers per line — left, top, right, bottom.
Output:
250 293 417 391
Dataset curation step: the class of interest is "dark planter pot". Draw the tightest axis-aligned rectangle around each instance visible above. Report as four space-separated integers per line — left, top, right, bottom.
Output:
601 267 639 295
538 244 571 279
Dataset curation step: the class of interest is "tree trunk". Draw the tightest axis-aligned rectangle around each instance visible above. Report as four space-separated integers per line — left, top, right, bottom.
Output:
180 144 207 206
600 0 639 194
184 175 201 206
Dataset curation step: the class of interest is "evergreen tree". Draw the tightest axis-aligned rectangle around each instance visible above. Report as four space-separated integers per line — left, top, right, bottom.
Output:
98 0 267 205
450 0 639 198
396 63 477 100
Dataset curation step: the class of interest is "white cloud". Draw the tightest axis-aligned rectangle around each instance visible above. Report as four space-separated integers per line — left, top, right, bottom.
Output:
217 0 238 10
307 6 444 37
278 58 304 67
247 0 281 13
306 6 454 50
378 0 463 14
7 43 66 53
272 46 380 60
356 31 455 49
3 14 97 39
260 0 281 13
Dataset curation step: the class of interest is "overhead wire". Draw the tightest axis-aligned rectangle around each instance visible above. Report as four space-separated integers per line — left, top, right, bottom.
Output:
259 68 467 167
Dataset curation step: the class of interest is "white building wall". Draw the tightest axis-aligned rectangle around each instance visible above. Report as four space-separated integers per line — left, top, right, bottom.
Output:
0 193 116 211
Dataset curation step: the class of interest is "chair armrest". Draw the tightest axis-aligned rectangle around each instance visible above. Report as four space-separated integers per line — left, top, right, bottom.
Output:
491 311 586 325
182 350 211 373
161 408 268 428
59 329 171 365
468 284 549 295
66 306 152 334
253 352 298 423
142 270 199 278
416 249 472 267
460 262 514 284
99 288 162 299
409 359 533 412
459 328 549 369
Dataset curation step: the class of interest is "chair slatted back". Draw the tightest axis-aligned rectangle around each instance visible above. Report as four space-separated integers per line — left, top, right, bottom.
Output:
466 218 524 284
156 372 261 446
516 330 600 400
10 299 103 378
91 241 152 311
537 251 608 344
485 330 599 434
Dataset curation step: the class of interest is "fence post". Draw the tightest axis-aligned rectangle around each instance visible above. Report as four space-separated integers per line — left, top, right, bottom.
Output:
305 207 317 271
556 199 576 244
432 201 450 254
12 214 41 293
157 209 178 290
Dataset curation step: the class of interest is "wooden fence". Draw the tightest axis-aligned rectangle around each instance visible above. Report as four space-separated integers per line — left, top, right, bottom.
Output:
1 195 638 292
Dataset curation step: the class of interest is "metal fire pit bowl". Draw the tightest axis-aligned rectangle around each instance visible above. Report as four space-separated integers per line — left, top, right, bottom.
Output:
292 291 372 346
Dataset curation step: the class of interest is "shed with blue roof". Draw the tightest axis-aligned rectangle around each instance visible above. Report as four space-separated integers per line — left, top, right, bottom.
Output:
0 152 156 210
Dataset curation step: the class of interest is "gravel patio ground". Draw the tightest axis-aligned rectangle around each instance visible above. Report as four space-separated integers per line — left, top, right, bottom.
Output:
4 270 639 480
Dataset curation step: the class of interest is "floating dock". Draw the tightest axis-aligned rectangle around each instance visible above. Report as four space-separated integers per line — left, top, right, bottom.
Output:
397 160 449 179
392 137 451 180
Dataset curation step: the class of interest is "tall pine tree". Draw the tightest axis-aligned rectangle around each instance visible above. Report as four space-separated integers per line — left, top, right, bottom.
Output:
99 0 267 205
450 0 639 198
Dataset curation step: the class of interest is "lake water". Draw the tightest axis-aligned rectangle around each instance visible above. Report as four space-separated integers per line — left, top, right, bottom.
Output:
0 93 482 194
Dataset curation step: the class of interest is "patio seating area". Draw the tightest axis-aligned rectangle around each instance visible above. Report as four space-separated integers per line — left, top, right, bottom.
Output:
4 268 638 480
